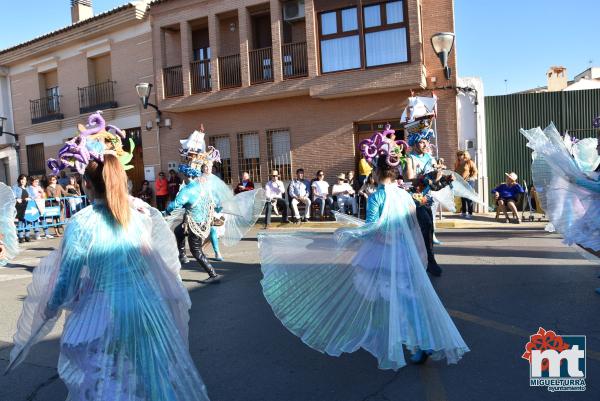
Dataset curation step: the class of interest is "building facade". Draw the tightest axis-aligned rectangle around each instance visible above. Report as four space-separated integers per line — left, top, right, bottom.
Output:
0 0 156 191
148 0 459 184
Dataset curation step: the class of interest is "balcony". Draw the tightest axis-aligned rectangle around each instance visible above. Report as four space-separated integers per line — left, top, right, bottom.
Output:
249 47 273 85
282 42 308 79
78 80 118 114
191 59 212 94
30 95 63 124
218 54 242 89
163 65 184 97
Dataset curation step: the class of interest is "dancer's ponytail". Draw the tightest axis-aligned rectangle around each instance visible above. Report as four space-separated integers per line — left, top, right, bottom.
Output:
85 154 131 227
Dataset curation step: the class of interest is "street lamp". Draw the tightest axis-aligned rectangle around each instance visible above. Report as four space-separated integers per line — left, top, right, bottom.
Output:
431 32 455 80
135 82 162 120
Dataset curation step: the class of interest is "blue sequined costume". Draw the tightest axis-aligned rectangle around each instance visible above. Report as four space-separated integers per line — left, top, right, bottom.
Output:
259 183 469 370
8 202 210 401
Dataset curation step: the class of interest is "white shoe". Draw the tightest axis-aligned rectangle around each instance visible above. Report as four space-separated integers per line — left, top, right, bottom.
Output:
45 234 55 239
34 235 41 240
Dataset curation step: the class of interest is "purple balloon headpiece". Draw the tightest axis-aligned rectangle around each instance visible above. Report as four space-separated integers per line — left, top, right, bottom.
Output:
47 111 134 175
358 124 409 167
593 115 600 129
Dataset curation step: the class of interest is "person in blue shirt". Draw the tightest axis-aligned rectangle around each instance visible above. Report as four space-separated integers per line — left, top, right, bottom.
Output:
492 172 525 223
404 128 453 277
166 169 220 283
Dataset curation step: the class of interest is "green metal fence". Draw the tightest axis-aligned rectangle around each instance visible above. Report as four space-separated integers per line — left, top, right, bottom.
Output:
485 89 600 197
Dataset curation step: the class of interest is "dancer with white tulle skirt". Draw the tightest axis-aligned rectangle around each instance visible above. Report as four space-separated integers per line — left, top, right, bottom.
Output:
258 139 469 370
0 182 19 265
6 113 210 401
520 121 600 253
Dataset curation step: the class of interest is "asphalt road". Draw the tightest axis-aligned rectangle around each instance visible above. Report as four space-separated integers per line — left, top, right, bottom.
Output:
0 225 599 401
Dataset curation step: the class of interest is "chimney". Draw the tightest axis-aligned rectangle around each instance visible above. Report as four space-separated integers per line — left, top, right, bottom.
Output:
547 66 568 92
71 0 93 24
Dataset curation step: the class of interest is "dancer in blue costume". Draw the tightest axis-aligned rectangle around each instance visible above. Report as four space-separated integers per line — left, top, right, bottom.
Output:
0 182 19 265
6 113 210 401
258 140 469 370
167 128 265 280
521 120 600 253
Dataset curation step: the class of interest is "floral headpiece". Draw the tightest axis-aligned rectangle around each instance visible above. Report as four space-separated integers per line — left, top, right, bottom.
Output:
47 111 134 174
358 124 409 167
178 126 221 177
407 128 435 147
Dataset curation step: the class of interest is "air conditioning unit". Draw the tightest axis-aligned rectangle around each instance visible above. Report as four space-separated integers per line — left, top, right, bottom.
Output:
283 0 305 21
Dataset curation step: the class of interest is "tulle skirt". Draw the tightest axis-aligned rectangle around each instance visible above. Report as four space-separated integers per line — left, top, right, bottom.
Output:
258 186 468 370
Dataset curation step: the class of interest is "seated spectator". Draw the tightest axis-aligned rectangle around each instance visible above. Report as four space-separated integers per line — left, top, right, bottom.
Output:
289 168 311 222
358 174 377 200
235 172 255 194
264 170 289 228
311 170 334 220
138 180 154 205
493 172 525 223
65 175 83 216
347 170 360 193
332 173 357 215
58 170 69 187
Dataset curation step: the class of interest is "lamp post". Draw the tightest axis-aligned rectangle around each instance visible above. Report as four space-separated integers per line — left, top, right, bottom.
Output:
431 32 455 81
135 82 163 172
0 116 21 178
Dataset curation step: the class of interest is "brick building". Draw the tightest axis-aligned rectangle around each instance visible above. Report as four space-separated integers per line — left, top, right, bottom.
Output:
0 0 458 190
149 0 459 184
0 0 157 191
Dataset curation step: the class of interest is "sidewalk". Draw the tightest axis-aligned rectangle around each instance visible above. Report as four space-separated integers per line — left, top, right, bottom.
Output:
257 213 549 230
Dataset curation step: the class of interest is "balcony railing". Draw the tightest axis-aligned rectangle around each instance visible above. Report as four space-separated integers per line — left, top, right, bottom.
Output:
249 47 273 85
282 42 308 79
218 54 242 89
78 80 118 114
163 65 184 97
191 59 212 94
30 95 63 124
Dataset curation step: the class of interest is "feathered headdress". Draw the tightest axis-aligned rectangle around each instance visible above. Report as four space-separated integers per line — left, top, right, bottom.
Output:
178 125 221 177
358 123 409 167
47 111 135 174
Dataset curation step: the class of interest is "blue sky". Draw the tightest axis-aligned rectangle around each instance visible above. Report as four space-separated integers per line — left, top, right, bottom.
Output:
1 0 598 96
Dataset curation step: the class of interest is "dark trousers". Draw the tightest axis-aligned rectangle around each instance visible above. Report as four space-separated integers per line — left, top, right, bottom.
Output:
358 175 368 187
156 195 168 211
461 197 473 215
264 198 289 225
416 206 441 274
174 223 216 277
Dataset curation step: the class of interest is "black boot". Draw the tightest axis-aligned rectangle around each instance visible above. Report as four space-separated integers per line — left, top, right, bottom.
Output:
188 232 221 283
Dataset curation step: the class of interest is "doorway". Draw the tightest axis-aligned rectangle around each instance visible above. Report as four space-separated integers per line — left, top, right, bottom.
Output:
122 127 145 194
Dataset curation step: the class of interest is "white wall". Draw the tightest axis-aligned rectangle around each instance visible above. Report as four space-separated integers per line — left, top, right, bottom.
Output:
456 76 488 210
0 70 19 182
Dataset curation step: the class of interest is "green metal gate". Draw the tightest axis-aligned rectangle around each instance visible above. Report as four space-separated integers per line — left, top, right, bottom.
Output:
485 89 600 194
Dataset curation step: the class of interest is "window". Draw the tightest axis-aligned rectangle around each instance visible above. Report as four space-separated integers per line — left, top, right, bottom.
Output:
317 1 409 73
319 7 361 73
237 132 261 183
209 136 232 184
363 1 408 67
26 143 46 176
267 129 292 181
